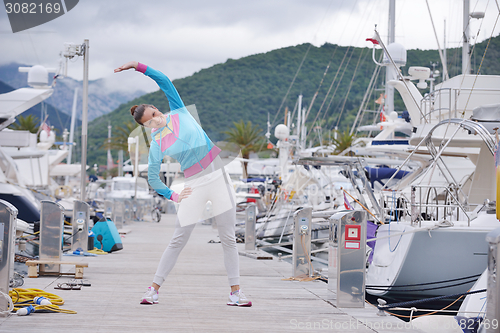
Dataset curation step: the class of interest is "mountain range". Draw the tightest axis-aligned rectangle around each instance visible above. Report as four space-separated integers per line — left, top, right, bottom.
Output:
81 34 500 166
0 62 146 125
2 34 499 168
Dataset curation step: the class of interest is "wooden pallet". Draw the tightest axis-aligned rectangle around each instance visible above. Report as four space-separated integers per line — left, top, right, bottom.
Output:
26 260 89 279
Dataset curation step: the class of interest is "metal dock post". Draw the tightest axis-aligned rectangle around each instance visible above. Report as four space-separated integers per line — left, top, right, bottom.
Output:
292 207 313 277
113 200 124 230
39 201 64 274
0 200 17 313
72 200 90 252
245 203 256 251
485 227 500 332
329 210 367 308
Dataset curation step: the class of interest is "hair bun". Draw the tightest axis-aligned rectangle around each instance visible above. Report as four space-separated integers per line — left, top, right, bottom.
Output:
130 105 138 116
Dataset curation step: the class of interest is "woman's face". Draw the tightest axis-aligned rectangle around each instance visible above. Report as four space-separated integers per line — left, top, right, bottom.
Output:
141 106 166 128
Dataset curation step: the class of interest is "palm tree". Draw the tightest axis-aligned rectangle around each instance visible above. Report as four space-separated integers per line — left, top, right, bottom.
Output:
9 115 39 133
332 130 356 155
224 120 262 179
101 121 137 151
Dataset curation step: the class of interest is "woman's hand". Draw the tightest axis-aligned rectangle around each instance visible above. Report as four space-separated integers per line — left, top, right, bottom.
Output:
178 187 193 203
114 61 138 73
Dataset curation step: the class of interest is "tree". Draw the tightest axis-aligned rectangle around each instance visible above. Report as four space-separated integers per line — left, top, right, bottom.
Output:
224 120 262 179
9 115 39 133
101 121 137 151
332 130 356 155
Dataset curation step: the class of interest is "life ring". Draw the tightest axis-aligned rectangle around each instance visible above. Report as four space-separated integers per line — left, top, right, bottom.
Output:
55 185 72 198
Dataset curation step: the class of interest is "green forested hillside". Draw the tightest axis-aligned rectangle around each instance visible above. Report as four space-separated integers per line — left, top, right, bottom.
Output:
83 35 500 166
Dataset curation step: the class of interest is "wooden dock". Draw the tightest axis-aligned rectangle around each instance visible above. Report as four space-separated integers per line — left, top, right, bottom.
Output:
0 214 425 332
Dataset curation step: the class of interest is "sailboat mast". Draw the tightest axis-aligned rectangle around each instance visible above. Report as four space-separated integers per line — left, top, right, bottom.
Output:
444 19 447 81
297 94 302 150
463 0 471 74
385 0 396 115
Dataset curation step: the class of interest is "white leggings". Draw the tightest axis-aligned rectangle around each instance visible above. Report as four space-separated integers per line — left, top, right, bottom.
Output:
153 157 240 287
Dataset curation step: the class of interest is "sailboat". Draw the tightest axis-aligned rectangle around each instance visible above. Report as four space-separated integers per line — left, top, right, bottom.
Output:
363 0 500 306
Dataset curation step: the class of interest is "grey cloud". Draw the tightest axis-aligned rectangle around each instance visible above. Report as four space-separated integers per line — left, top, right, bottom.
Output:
1 0 498 94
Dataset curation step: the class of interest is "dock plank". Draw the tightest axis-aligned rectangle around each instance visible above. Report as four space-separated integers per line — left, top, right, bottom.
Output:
0 214 424 333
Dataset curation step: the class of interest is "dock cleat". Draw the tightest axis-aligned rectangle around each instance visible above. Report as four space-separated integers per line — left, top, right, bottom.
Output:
227 289 252 307
140 286 159 305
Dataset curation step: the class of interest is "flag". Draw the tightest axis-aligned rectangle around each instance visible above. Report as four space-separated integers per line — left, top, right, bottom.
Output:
344 192 353 210
375 93 385 105
41 122 50 134
380 110 387 122
366 37 379 45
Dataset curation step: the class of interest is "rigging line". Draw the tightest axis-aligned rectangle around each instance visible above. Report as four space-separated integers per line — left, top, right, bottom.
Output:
460 9 500 117
289 98 299 129
51 103 65 132
374 29 426 123
334 47 367 129
318 46 356 128
270 0 358 130
323 0 380 133
496 0 500 12
26 31 40 65
425 0 449 80
466 0 489 75
350 60 382 135
367 103 384 138
303 46 339 123
268 0 336 129
312 0 337 42
452 0 482 50
270 43 312 129
458 0 490 89
453 0 492 120
305 46 352 136
302 0 364 124
457 0 484 90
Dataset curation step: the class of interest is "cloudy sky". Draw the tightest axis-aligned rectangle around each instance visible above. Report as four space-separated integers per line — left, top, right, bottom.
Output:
1 0 498 93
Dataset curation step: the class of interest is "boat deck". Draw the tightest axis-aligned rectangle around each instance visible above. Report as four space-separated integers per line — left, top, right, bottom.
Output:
0 214 424 332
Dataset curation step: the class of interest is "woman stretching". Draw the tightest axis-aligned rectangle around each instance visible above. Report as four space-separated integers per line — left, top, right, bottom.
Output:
114 61 251 307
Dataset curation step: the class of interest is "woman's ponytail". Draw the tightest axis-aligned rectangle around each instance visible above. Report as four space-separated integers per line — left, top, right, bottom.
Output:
130 105 138 116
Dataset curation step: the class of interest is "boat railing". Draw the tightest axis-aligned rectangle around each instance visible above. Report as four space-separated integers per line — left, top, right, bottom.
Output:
380 184 471 226
410 185 471 227
420 88 454 123
419 87 500 124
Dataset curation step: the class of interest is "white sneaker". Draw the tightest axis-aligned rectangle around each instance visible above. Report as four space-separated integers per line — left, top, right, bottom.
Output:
140 287 159 305
227 289 252 307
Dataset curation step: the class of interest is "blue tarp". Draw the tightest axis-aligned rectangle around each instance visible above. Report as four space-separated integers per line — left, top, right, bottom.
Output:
365 166 411 188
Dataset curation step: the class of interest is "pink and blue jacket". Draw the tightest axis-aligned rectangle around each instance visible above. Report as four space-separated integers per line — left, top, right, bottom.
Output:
136 63 221 202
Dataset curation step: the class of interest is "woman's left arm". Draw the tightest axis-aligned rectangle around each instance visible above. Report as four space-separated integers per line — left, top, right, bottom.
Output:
147 143 178 202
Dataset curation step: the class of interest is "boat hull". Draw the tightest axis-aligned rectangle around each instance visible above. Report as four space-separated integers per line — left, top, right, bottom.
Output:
366 221 495 300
